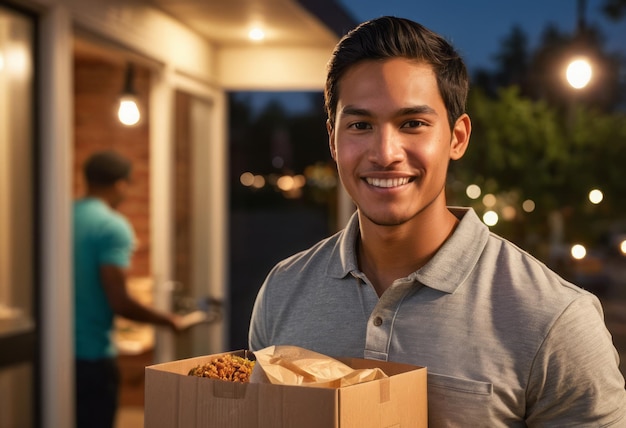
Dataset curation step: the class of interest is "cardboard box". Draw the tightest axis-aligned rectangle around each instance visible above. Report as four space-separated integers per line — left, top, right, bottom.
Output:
144 350 427 428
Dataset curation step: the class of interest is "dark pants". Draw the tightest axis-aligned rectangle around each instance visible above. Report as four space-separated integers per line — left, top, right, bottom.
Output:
75 358 120 428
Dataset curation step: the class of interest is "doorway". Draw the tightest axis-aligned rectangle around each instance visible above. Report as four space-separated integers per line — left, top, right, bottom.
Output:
0 3 37 427
172 90 225 359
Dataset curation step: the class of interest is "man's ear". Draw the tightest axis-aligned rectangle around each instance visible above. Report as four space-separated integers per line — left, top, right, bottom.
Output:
450 113 471 160
327 119 337 161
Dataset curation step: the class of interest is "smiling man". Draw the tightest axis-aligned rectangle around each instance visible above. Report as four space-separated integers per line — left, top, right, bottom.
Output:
248 17 626 426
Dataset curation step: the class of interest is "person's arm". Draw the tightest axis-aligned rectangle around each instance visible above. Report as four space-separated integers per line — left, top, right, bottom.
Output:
248 275 271 351
100 264 183 331
525 294 626 426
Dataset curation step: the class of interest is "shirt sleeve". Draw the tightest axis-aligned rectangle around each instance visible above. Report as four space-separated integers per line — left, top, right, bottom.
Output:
248 276 271 352
98 216 135 268
525 294 626 426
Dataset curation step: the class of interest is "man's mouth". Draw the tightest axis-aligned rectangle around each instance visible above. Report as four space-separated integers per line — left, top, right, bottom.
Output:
365 177 411 188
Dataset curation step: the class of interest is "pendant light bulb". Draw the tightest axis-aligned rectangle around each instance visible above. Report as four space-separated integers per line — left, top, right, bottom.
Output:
118 63 141 126
118 96 140 126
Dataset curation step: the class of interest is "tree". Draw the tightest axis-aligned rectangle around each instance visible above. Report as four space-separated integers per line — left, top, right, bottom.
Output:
452 86 626 254
474 26 530 97
602 0 626 20
473 5 625 113
461 5 626 258
526 23 623 112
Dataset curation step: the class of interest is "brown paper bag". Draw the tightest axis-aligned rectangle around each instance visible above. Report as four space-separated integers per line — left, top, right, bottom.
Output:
252 345 387 388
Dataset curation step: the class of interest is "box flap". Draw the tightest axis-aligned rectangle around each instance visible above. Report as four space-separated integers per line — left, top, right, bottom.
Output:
337 357 423 376
337 365 427 428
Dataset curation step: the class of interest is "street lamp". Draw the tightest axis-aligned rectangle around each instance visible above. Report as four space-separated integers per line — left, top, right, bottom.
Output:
565 0 593 90
566 57 592 89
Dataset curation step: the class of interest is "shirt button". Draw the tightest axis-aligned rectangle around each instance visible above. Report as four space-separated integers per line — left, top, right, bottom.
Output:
373 316 383 326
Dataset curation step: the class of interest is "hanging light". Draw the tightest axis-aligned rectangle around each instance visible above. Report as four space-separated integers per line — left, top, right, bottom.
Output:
117 63 141 126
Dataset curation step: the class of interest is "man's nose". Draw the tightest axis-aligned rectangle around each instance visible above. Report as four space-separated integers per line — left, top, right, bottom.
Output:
368 126 404 166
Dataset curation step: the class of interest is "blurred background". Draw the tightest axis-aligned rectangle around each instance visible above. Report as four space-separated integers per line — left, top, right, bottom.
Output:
1 0 625 427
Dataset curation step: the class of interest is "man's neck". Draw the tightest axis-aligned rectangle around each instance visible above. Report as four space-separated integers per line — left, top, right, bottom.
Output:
86 188 115 208
357 207 459 296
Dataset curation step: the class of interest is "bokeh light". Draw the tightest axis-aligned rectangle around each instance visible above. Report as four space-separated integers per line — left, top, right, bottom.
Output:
588 189 603 204
571 244 587 260
272 156 284 168
501 205 516 221
566 58 592 89
482 193 496 208
240 172 255 187
252 175 265 189
248 27 265 41
277 175 295 191
522 199 535 213
483 210 498 226
466 184 481 199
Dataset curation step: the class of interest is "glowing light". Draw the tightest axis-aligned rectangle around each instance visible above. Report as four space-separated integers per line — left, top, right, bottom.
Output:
522 199 535 213
248 28 265 41
566 58 592 89
5 46 28 75
293 175 306 188
252 175 265 189
588 189 603 204
240 172 255 187
620 240 626 256
118 97 140 126
501 206 516 221
277 175 295 191
466 184 481 199
571 244 587 260
482 193 496 208
483 210 499 226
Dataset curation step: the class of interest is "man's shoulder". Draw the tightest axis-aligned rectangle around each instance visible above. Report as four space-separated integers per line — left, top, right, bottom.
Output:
274 230 344 272
483 231 591 303
74 199 133 238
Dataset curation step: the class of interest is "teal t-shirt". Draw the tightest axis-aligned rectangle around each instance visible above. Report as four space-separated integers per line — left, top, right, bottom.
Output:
73 198 135 359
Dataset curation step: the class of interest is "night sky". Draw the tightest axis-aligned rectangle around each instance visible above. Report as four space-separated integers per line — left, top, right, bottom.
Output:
242 1 625 114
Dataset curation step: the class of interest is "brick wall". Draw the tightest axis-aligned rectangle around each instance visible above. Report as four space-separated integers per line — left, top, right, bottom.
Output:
73 56 151 277
173 91 192 291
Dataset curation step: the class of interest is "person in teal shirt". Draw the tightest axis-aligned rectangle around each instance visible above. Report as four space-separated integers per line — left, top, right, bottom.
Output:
73 150 183 428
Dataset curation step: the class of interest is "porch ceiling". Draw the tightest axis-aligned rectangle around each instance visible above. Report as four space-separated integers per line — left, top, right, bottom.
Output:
147 0 353 48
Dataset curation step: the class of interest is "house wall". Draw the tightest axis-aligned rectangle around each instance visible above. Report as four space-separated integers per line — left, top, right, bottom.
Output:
14 0 339 426
73 56 152 277
32 2 220 427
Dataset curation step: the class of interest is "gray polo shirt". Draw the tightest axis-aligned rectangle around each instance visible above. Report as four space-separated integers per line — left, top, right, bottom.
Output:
249 207 626 426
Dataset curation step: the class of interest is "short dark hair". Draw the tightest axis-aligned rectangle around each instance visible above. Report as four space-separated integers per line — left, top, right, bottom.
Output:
83 150 132 186
324 16 469 129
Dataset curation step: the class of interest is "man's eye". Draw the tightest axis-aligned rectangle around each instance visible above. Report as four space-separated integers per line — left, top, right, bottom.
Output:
402 120 425 128
349 122 371 130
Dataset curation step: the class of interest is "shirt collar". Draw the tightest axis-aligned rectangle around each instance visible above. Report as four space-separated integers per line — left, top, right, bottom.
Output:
327 207 490 294
327 212 361 279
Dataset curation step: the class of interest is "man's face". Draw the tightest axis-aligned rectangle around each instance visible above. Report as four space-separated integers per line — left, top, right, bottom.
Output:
328 58 470 227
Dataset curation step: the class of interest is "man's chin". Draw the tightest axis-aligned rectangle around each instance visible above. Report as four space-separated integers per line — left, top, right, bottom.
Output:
359 210 412 227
